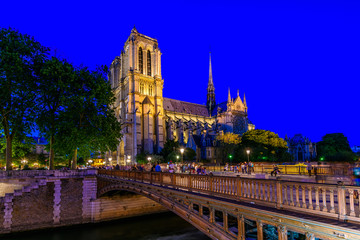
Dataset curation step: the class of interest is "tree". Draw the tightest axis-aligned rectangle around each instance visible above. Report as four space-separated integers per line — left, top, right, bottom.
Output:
161 140 180 161
241 129 288 162
36 56 76 170
184 147 196 161
0 27 48 170
0 135 34 161
54 65 122 169
216 133 241 163
317 133 355 162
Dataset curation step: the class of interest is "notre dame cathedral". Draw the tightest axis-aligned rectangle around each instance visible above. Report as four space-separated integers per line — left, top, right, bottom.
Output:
108 27 255 165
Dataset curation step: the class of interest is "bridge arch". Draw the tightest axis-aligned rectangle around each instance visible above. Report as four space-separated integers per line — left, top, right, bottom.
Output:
97 179 234 240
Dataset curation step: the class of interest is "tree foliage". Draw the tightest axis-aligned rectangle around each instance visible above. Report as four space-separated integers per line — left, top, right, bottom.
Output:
241 129 288 162
0 27 48 170
216 133 241 163
317 133 355 162
161 140 180 161
54 65 122 169
36 56 76 169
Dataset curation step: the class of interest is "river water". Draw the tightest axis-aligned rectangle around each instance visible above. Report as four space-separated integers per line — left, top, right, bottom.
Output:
3 212 210 240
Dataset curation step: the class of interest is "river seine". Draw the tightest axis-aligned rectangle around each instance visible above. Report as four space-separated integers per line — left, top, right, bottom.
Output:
3 212 210 240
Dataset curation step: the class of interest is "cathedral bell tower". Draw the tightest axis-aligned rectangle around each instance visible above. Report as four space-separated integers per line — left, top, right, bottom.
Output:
110 27 164 165
207 53 216 114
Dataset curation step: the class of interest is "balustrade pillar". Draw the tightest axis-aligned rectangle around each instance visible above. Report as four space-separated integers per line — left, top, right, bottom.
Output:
308 186 313 209
321 188 327 211
349 189 355 217
302 186 306 208
188 175 192 192
276 179 283 209
329 189 335 213
337 182 346 221
315 187 320 210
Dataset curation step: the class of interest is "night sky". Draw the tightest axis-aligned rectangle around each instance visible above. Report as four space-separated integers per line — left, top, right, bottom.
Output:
1 1 359 146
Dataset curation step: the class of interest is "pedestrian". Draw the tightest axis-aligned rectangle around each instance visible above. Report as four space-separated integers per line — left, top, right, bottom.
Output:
155 163 162 172
271 165 280 177
306 161 312 176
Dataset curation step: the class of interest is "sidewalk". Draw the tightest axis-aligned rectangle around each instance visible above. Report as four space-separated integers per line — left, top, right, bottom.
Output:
211 171 344 183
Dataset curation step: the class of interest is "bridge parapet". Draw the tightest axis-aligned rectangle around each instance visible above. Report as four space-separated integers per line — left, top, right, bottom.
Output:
0 169 97 179
98 170 360 223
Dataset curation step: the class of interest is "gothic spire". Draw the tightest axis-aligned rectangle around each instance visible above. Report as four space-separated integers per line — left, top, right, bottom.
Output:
228 88 231 103
206 52 216 113
131 25 138 33
237 89 239 97
208 52 214 88
244 93 247 107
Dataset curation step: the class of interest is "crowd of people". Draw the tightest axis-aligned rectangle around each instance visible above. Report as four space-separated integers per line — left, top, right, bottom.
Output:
99 162 210 175
222 162 255 174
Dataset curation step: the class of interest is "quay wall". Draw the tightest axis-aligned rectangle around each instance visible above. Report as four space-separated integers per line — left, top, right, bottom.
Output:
0 170 166 234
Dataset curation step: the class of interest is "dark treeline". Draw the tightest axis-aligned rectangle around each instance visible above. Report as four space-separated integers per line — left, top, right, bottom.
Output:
0 27 122 170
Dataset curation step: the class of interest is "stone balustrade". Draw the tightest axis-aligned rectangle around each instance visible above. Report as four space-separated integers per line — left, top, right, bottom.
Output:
0 169 97 179
99 169 360 224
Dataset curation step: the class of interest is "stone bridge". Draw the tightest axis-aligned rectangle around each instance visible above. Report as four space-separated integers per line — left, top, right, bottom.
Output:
1 169 360 239
97 170 360 240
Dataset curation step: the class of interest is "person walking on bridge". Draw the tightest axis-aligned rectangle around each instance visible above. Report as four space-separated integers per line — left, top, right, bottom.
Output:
306 161 312 176
155 163 162 172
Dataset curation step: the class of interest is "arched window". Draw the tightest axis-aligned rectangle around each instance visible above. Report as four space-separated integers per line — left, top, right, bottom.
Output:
147 50 151 76
138 47 143 74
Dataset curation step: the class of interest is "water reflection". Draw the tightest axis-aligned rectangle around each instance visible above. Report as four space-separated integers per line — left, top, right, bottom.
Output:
4 212 210 240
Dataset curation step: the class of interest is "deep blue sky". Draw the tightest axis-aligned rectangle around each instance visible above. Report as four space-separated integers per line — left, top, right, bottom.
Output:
1 1 359 146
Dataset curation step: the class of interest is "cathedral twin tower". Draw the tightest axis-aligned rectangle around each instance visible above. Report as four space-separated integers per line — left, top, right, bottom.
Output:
109 27 254 165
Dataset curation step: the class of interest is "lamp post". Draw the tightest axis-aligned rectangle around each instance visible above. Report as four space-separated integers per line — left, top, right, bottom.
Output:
127 155 131 166
180 148 185 163
246 149 250 162
147 157 152 165
108 157 112 166
21 159 28 169
176 155 179 162
88 159 93 167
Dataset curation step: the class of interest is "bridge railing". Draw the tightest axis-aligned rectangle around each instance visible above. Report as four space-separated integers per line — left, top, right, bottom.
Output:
0 169 97 178
206 164 351 176
98 169 360 223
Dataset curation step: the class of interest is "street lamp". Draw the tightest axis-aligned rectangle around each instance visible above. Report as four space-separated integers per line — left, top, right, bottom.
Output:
108 157 112 166
176 155 179 162
21 159 28 169
127 155 131 165
88 159 93 167
180 148 185 163
147 157 152 164
246 149 250 162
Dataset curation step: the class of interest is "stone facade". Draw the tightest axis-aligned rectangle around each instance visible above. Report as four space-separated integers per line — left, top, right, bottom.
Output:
92 192 166 222
109 27 255 164
285 134 317 162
